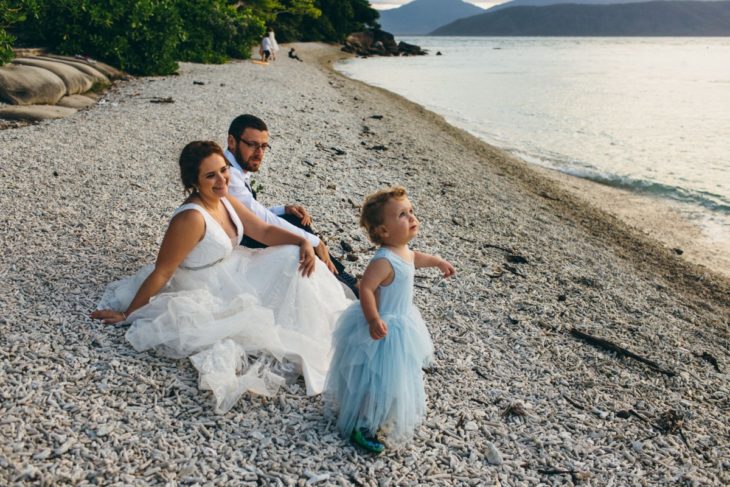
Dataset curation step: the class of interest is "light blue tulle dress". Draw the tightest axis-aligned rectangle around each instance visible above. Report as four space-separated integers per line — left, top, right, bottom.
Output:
325 247 434 444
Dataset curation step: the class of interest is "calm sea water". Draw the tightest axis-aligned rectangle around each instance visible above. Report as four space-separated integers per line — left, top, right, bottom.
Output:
337 37 730 241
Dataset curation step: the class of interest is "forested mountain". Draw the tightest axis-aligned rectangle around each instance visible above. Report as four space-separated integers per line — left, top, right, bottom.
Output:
379 0 484 34
485 0 714 12
430 0 730 35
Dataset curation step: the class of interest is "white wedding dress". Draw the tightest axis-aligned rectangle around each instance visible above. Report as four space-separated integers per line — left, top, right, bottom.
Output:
98 198 354 413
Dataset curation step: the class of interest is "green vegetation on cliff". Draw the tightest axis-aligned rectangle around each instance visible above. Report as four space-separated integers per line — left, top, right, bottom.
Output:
1 0 379 74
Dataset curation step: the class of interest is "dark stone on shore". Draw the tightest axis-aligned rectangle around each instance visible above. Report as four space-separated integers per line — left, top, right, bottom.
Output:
398 41 426 56
342 29 427 57
150 97 174 104
506 254 529 264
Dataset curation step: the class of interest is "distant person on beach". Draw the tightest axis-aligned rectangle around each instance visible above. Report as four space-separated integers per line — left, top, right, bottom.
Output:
325 186 456 453
260 35 272 62
267 27 279 61
288 47 303 62
92 141 353 412
224 114 360 297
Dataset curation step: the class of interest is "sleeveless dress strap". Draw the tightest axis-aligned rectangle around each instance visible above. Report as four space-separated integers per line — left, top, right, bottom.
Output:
172 202 206 219
171 203 227 271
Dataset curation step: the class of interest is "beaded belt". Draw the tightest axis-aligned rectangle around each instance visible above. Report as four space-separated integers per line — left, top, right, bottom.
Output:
180 257 224 271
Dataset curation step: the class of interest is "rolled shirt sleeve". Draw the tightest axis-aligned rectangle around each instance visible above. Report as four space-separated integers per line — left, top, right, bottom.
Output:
226 161 320 247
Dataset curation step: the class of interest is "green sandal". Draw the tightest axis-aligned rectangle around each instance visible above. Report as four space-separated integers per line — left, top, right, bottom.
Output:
350 428 385 454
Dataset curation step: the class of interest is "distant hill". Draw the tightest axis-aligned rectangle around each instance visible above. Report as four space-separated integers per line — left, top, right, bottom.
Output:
379 0 485 35
430 0 730 35
485 0 714 12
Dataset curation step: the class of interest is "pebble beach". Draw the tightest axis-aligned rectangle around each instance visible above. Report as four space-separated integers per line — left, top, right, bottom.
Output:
1 43 729 485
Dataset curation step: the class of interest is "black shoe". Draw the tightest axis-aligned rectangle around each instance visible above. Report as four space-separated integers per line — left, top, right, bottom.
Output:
336 270 359 299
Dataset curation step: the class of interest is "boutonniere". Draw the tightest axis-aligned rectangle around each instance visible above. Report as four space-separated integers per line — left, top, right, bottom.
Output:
250 180 264 194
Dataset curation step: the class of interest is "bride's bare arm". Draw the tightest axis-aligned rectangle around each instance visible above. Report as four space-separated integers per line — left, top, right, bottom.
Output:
91 210 204 324
227 197 316 276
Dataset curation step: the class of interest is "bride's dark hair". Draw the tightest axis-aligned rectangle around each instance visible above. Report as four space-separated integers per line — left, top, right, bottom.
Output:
179 141 226 194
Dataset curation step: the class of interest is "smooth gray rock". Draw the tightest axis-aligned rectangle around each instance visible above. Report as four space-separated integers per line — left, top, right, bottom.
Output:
12 58 93 95
36 56 110 87
43 54 125 80
0 104 77 121
56 94 97 109
0 64 66 105
485 442 504 465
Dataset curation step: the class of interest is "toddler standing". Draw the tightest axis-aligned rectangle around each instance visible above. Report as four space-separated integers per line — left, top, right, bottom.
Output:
325 186 456 453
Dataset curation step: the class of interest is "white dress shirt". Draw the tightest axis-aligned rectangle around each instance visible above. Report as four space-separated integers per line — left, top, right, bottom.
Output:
224 149 320 247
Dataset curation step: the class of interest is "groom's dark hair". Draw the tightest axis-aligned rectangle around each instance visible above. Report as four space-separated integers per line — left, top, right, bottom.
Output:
228 114 268 138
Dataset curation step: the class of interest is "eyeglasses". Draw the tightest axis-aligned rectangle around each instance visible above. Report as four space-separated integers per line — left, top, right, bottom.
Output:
237 137 272 152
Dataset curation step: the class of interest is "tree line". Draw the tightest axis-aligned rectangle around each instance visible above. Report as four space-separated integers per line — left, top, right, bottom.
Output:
0 0 380 75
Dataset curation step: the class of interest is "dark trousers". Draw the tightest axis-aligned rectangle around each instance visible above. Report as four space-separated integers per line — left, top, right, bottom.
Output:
241 214 347 275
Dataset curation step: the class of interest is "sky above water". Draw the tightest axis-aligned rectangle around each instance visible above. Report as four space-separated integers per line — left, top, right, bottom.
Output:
371 1 505 10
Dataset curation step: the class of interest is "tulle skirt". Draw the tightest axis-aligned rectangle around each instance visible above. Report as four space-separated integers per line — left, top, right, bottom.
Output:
324 302 434 444
98 245 354 413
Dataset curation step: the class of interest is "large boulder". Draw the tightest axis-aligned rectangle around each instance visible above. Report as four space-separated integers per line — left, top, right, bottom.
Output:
0 64 66 105
397 41 427 56
56 94 97 109
343 29 426 57
0 105 77 121
12 58 93 95
43 54 125 80
36 56 110 87
344 30 397 56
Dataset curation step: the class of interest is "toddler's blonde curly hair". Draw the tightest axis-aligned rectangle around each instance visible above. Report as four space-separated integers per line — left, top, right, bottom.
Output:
359 186 407 245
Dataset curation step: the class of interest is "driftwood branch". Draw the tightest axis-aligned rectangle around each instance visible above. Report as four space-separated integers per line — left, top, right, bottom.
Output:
562 394 586 410
473 367 490 381
570 328 675 377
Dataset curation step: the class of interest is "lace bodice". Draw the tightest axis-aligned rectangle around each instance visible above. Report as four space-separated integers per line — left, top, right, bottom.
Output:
172 198 243 270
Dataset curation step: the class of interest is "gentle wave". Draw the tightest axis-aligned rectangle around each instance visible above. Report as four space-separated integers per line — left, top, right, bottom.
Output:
509 148 730 213
561 165 730 214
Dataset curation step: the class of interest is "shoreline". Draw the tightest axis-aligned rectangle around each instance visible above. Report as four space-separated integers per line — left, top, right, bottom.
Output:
1 43 728 484
532 164 730 278
309 44 730 304
331 49 730 281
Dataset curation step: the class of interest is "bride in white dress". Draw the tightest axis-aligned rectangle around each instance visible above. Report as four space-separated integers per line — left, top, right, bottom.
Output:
92 141 354 412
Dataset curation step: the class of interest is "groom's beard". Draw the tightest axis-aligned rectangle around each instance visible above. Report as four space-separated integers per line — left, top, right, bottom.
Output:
234 144 260 173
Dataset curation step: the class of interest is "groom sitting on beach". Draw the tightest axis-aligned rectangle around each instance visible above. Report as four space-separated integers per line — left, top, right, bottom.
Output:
225 114 359 297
